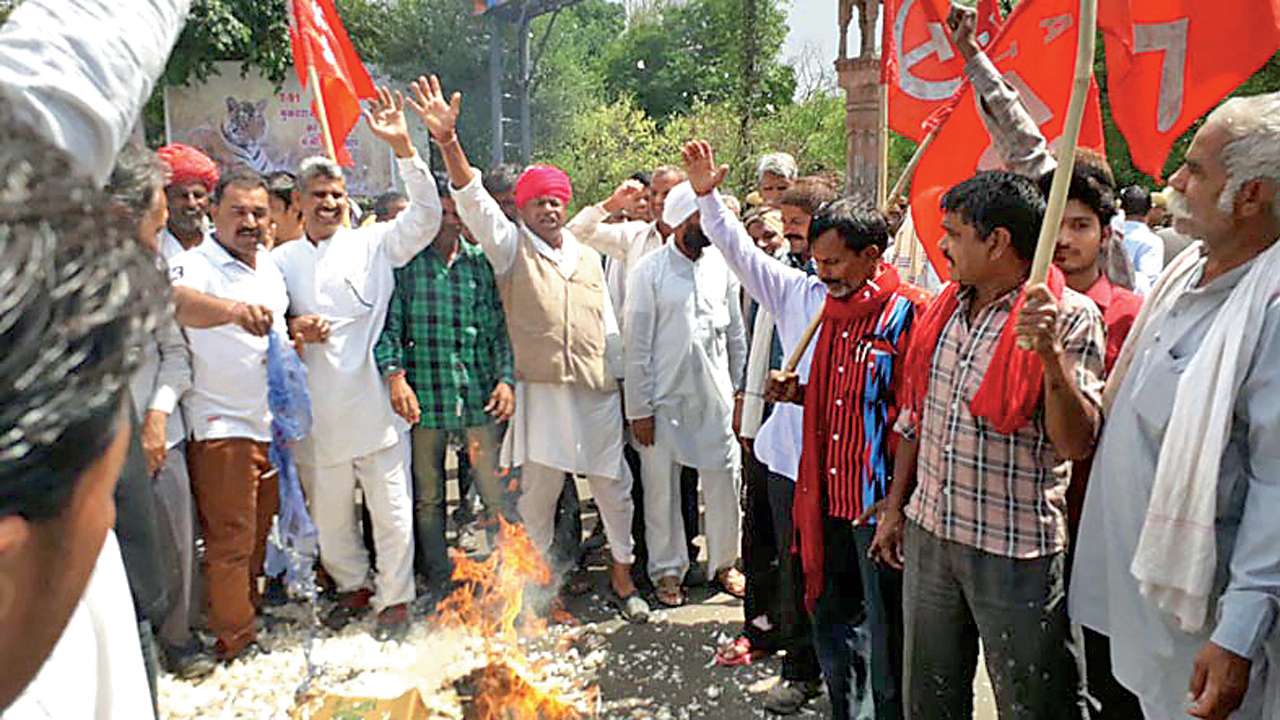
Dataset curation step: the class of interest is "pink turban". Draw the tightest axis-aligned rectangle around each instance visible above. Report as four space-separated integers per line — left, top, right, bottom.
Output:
156 143 220 193
514 164 573 209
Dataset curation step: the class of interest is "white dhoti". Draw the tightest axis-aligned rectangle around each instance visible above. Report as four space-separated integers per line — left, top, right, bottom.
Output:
301 440 414 611
637 441 740 582
504 380 634 565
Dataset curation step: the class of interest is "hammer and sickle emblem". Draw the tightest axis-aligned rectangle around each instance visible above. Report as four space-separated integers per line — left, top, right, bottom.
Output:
893 0 963 101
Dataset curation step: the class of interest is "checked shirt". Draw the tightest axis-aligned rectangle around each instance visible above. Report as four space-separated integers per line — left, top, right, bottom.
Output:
374 241 514 430
899 283 1105 558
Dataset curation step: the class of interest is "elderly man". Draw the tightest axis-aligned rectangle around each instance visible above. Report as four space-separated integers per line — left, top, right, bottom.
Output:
270 88 442 641
265 170 304 249
624 180 747 606
169 171 290 663
870 171 1103 720
374 184 515 596
414 74 649 621
1071 93 1280 720
157 142 218 256
757 152 798 207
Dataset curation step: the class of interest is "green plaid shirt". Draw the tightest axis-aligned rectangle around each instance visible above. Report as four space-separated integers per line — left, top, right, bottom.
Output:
374 241 514 430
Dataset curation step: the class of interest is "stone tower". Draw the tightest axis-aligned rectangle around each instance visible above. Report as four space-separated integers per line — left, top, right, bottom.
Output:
836 0 885 202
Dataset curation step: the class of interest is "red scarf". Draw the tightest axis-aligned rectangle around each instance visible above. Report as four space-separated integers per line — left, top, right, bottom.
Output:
794 264 901 611
900 266 1066 437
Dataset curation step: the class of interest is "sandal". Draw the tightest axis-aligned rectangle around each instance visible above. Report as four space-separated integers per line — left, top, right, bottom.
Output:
713 567 747 599
655 576 685 607
610 589 650 623
714 635 765 667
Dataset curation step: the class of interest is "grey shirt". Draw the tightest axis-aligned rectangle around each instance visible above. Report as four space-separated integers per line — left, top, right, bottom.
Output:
1070 251 1280 717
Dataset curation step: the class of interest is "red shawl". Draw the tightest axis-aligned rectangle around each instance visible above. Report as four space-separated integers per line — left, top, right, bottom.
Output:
795 264 901 611
900 266 1066 437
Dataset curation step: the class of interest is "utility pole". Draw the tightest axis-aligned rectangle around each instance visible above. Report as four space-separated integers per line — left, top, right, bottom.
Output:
480 0 584 166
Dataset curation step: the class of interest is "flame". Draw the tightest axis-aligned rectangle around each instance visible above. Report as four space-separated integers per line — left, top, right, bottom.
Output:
435 518 591 719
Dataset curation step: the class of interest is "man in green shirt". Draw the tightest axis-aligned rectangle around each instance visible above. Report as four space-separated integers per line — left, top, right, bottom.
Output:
374 186 516 595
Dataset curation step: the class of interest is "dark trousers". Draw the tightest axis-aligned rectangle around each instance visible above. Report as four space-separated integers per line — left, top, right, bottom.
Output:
902 522 1087 720
766 473 822 682
811 518 871 720
853 524 904 720
550 473 583 573
1082 626 1143 719
740 449 780 648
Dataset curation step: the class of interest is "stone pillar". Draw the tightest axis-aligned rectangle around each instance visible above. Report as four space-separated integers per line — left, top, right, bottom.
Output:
837 56 883 200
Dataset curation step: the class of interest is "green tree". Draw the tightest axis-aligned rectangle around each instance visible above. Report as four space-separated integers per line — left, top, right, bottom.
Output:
601 0 795 122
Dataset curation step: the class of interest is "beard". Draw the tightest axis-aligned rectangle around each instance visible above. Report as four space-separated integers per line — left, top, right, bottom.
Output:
683 224 711 251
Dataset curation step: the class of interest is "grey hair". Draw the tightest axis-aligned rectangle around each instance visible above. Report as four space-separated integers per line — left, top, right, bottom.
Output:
756 152 798 183
299 155 345 187
106 143 167 224
1210 93 1280 221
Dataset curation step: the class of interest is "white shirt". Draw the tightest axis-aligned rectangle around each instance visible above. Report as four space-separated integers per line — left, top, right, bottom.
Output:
566 204 666 326
452 171 626 479
271 153 441 467
3 533 154 720
698 191 821 481
624 243 746 469
1122 219 1166 295
170 239 289 442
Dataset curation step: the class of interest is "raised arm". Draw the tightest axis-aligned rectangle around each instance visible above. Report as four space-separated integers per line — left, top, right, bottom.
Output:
408 74 518 274
360 86 441 267
565 180 650 261
0 0 190 184
947 5 1056 180
683 140 809 318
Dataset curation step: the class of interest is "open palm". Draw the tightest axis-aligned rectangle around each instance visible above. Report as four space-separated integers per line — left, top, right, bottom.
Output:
682 140 729 195
363 85 409 145
407 75 462 141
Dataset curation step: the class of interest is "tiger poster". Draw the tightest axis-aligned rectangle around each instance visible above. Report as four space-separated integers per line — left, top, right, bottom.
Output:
164 61 396 197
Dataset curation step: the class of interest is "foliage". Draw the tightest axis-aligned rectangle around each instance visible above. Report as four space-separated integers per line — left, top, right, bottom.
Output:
541 90 852 211
601 0 795 122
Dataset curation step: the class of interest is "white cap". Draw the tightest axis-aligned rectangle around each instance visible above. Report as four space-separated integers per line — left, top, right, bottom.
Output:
662 181 699 229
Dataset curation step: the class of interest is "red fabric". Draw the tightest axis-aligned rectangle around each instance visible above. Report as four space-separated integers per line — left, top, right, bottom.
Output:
901 266 1067 438
1100 0 1280 180
908 0 1107 281
975 0 1004 45
514 164 573 209
881 0 967 141
795 265 905 612
156 143 219 193
1083 274 1143 372
287 0 377 166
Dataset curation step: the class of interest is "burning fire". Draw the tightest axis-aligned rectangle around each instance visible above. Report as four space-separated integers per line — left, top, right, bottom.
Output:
435 519 594 719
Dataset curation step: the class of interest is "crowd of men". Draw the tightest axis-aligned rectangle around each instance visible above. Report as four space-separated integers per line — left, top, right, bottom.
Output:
3 3 1280 720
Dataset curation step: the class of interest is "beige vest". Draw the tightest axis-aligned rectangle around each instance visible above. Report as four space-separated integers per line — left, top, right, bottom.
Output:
498 232 613 392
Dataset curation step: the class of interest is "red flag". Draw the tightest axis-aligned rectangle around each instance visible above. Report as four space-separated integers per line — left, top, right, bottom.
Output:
975 0 1004 46
909 0 1107 280
1100 0 1280 179
881 0 968 140
287 0 377 166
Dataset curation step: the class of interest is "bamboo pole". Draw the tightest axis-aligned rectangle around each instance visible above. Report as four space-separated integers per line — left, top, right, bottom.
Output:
880 122 939 215
1027 0 1097 286
307 64 339 163
877 82 890 208
784 303 826 373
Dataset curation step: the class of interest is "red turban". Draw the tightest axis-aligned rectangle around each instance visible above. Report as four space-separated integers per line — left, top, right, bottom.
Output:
156 143 220 193
513 164 572 209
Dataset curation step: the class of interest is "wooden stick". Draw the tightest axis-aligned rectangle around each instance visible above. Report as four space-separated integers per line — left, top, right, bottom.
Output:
784 302 826 373
877 82 890 208
1028 0 1097 286
307 63 339 163
880 122 940 215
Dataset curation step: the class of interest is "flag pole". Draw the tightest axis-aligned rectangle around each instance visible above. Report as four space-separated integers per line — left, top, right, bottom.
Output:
307 63 339 164
879 122 939 214
877 83 890 207
1027 0 1097 286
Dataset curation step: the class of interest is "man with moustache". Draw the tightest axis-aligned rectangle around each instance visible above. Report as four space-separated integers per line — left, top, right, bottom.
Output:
623 180 748 607
157 143 218 256
374 185 515 597
414 74 650 621
778 178 836 270
168 171 290 662
1071 93 1280 720
269 87 442 641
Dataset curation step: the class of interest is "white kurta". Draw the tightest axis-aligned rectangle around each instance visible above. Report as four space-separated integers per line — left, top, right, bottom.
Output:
3 533 153 720
624 243 746 470
565 204 666 327
451 172 625 479
270 153 441 467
